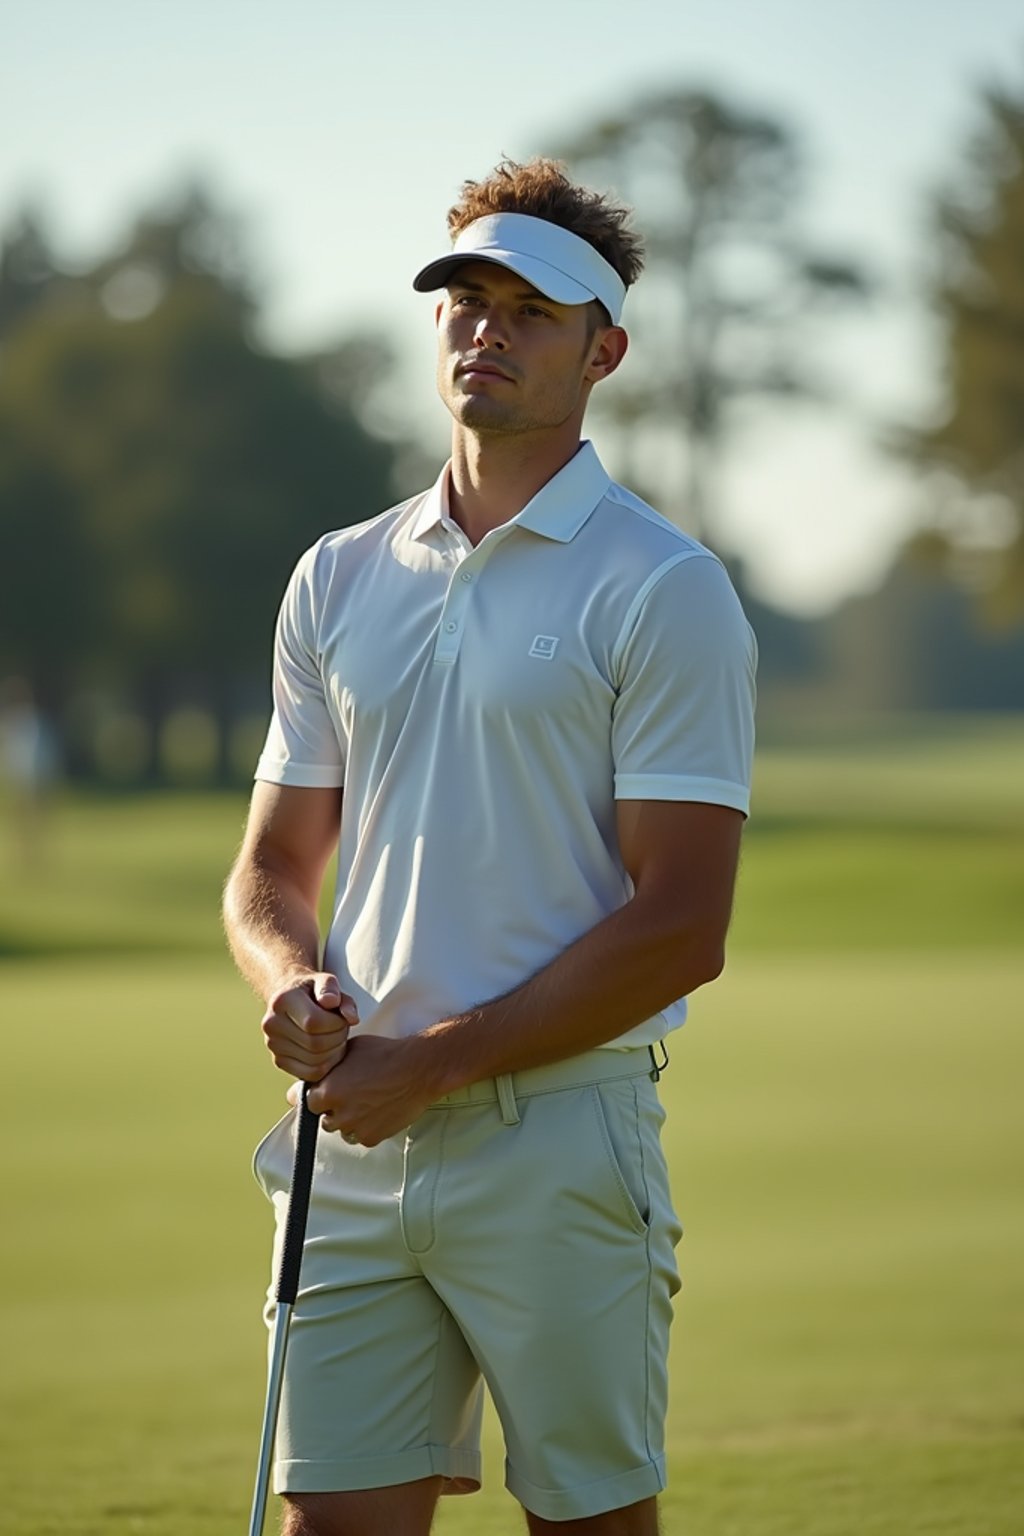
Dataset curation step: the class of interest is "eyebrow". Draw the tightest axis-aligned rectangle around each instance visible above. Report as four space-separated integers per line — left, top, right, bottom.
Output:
448 277 552 303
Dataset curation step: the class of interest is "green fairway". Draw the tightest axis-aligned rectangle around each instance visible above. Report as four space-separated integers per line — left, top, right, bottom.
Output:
1 716 1021 1533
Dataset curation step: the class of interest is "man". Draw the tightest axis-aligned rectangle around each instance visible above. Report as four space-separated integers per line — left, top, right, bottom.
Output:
223 157 756 1536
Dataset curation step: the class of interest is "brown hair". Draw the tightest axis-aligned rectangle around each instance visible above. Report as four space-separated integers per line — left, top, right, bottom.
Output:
447 157 645 293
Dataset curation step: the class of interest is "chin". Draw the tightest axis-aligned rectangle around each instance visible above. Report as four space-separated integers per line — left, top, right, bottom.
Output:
453 397 520 430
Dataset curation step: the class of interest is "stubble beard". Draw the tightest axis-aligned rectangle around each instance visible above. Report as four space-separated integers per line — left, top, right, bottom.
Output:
440 368 581 438
453 394 539 435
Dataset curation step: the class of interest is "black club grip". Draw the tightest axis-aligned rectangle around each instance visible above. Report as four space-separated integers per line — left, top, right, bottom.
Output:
274 1083 320 1306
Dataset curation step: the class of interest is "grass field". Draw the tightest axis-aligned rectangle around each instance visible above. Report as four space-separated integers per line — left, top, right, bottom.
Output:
1 715 1021 1534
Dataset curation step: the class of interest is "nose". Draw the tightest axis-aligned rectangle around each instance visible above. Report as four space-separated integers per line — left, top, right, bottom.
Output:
473 310 509 351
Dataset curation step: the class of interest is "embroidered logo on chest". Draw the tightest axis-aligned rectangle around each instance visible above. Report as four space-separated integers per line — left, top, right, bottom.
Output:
528 635 560 660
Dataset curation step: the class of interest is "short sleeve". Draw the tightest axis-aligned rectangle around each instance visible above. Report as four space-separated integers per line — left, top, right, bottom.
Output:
254 540 345 788
611 552 757 815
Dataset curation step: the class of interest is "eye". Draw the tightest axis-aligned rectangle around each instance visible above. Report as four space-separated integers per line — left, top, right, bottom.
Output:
522 304 551 318
452 293 484 307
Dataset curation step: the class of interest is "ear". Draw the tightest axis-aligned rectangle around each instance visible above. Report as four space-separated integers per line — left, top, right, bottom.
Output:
585 326 628 384
435 297 445 328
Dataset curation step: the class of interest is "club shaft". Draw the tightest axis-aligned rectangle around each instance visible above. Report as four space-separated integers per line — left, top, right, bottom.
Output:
247 1086 320 1535
248 1301 293 1536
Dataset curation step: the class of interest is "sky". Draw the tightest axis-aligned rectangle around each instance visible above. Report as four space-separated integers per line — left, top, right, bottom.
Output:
4 0 1023 614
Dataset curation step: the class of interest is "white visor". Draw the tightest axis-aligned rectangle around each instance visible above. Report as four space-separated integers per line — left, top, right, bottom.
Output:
413 212 626 324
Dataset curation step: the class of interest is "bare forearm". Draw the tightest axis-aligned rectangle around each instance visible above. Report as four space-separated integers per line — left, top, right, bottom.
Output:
418 892 724 1094
222 859 322 1003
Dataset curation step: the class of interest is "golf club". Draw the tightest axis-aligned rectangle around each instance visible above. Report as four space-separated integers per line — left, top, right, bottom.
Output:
247 1081 320 1536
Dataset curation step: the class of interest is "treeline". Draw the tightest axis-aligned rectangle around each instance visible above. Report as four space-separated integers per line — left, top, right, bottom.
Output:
740 562 1024 721
1 71 1022 785
549 75 1024 627
0 188 401 780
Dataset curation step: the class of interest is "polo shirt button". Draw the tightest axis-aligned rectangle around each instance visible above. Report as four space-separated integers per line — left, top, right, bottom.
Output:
446 622 458 633
460 572 473 582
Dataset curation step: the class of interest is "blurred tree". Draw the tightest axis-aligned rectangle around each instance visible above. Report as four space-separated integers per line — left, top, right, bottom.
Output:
0 411 93 710
0 203 61 345
307 329 402 435
88 180 260 326
892 70 1024 626
0 181 400 781
551 87 871 539
822 555 1024 711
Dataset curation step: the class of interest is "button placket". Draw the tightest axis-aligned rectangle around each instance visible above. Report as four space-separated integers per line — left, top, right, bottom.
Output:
434 576 470 663
432 541 496 663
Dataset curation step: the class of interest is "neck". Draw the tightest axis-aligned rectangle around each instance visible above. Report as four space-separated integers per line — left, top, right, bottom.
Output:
447 422 583 546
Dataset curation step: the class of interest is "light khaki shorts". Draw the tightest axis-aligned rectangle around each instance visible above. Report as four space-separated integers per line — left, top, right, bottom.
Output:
252 1047 683 1523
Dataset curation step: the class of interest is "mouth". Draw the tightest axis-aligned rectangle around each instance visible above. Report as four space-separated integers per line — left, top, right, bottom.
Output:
457 359 513 382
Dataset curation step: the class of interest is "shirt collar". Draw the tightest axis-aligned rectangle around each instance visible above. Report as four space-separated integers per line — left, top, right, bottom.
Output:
409 464 458 543
409 440 610 545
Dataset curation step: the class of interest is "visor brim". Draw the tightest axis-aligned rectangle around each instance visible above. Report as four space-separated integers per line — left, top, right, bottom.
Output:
413 250 596 309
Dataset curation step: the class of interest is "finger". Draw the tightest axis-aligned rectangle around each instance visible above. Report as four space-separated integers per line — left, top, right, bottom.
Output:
312 974 360 1028
305 1080 328 1114
323 1116 381 1148
305 1079 347 1117
264 1026 349 1063
271 995 352 1038
301 1009 353 1038
319 1108 358 1135
268 1040 348 1079
267 982 318 1021
265 983 343 1034
274 1053 338 1082
263 1033 346 1075
262 1009 349 1050
285 1080 337 1109
272 1035 347 1068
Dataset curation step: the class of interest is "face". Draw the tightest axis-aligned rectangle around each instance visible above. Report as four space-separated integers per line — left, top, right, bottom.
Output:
434 260 624 437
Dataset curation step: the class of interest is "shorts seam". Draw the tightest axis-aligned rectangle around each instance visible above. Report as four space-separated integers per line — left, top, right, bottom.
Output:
425 1064 652 1112
632 1079 652 1227
427 1291 447 1446
427 1109 449 1253
274 1444 482 1495
525 1066 652 1101
506 1455 667 1521
638 1079 655 1464
589 1085 648 1235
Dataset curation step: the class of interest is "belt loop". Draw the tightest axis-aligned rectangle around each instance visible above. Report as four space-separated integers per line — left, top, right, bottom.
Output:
648 1041 670 1082
495 1073 521 1126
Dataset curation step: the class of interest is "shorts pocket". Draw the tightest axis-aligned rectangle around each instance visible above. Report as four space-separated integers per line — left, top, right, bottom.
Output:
589 1080 650 1235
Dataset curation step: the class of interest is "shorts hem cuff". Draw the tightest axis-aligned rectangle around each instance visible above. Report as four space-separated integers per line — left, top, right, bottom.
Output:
506 1454 666 1521
274 1446 481 1496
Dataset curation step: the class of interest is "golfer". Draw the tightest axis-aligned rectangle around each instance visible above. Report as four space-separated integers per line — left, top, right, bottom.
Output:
224 157 756 1536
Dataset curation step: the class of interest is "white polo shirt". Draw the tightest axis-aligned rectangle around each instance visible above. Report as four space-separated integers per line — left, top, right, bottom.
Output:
255 440 756 1048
